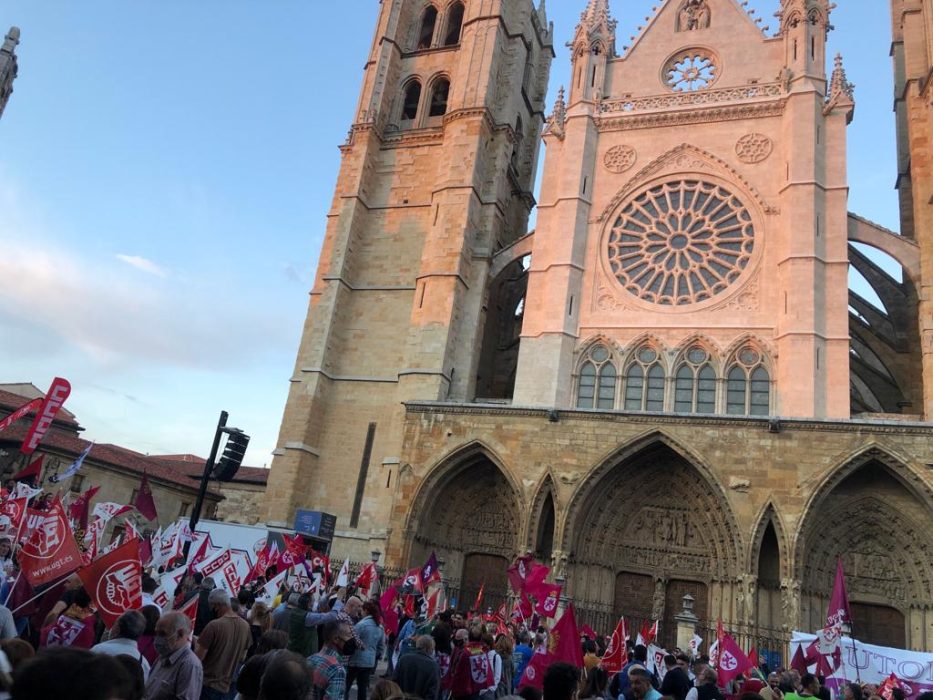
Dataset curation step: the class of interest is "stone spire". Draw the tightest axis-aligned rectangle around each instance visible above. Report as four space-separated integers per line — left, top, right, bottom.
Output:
0 27 20 121
776 0 835 36
572 0 617 57
544 86 566 140
829 53 854 100
824 53 855 122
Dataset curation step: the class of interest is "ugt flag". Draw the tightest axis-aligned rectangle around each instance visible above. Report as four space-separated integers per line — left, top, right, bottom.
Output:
78 539 142 627
826 557 852 628
18 497 82 586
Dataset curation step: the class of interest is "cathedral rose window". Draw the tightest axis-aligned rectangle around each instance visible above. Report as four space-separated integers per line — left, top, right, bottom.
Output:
664 49 718 91
606 179 755 306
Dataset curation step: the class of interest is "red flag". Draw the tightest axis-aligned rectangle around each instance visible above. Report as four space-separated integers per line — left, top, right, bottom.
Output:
78 538 142 627
186 534 212 574
67 486 100 529
511 591 534 622
178 594 199 626
549 604 584 667
19 497 82 586
133 474 158 522
879 673 906 700
245 541 276 584
747 647 759 673
581 624 598 639
403 594 416 618
356 561 377 596
472 582 485 612
139 534 153 567
21 378 71 455
790 643 809 674
643 619 659 647
716 634 750 686
534 582 562 619
599 617 629 673
0 496 28 535
380 586 399 634
826 557 852 628
0 398 42 435
426 586 443 619
518 650 550 690
278 533 306 570
507 554 536 593
11 455 43 482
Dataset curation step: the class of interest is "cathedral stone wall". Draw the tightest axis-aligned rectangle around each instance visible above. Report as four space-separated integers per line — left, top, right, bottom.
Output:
389 402 933 651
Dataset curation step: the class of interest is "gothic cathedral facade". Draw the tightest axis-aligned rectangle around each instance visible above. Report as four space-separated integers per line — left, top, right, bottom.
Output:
265 0 933 652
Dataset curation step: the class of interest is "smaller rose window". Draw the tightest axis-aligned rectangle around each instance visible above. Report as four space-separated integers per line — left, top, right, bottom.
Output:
664 49 718 92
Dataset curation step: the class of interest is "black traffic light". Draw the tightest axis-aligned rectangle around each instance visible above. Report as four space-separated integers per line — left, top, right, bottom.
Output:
211 429 250 481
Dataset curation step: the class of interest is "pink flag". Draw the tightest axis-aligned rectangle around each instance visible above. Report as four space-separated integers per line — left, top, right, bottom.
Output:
518 650 551 690
826 557 852 628
716 634 750 686
534 582 561 618
133 474 158 522
380 586 400 635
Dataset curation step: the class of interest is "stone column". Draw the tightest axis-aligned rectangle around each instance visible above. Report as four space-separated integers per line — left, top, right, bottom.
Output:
675 594 700 653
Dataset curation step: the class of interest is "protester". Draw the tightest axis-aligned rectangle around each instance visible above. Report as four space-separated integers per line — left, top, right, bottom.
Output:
234 634 289 700
91 610 152 682
496 634 515 695
0 639 33 672
12 646 135 700
287 594 319 657
349 600 385 700
483 632 504 700
685 669 723 700
247 601 273 654
309 619 354 700
39 587 96 649
370 679 404 700
543 662 580 700
394 634 441 700
257 650 312 700
514 631 534 683
137 605 162 665
193 577 216 636
114 653 147 700
580 666 607 700
660 654 692 700
141 575 161 612
0 605 14 641
145 611 203 700
195 589 252 700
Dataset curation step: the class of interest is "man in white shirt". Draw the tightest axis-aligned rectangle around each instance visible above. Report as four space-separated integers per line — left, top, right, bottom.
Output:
91 609 151 682
140 574 162 612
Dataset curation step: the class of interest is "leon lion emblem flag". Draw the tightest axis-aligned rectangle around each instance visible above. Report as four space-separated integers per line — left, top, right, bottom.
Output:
78 539 142 627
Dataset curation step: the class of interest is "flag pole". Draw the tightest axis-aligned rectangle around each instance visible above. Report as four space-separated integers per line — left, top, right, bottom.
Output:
2 571 20 606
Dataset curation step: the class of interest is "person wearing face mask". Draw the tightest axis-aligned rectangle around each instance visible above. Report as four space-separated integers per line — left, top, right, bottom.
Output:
309 620 356 700
195 588 252 700
145 611 204 700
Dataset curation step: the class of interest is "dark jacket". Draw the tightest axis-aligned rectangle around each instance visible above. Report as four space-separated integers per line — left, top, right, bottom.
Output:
661 667 692 700
395 649 442 700
697 682 725 700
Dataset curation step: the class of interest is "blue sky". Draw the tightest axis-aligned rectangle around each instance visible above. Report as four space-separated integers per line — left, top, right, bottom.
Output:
0 1 900 466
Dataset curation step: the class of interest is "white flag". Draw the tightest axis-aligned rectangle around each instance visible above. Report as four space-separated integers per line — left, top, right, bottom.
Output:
256 569 289 603
335 557 350 587
48 442 94 483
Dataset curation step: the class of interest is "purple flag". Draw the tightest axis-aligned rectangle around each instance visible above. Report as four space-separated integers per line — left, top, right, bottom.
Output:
421 551 440 587
826 557 852 627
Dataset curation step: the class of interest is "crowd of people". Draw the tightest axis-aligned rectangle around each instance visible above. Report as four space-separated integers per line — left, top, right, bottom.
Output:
0 552 928 700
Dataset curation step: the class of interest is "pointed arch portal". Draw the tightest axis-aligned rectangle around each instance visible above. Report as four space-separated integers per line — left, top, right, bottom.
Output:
562 437 740 644
408 445 520 612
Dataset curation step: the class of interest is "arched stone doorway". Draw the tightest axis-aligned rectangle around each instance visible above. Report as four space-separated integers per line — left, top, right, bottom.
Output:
407 446 521 612
563 437 741 643
796 452 933 648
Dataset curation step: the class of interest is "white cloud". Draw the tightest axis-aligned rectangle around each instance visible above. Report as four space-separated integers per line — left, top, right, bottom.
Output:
0 235 290 370
116 253 167 278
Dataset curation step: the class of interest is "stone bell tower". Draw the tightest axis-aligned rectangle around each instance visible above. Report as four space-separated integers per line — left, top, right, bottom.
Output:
0 27 20 120
263 1 553 557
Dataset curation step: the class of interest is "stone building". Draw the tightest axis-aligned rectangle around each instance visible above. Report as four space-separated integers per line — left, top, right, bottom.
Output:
265 0 933 652
0 27 18 120
0 384 268 530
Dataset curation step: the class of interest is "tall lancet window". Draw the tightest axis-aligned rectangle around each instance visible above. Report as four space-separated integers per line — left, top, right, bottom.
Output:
576 344 617 410
444 2 464 46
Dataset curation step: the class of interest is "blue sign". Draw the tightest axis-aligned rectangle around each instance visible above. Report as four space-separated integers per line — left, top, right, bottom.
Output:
294 510 337 540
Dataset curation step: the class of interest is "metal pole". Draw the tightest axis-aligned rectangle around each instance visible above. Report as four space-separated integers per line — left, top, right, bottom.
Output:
184 410 227 559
